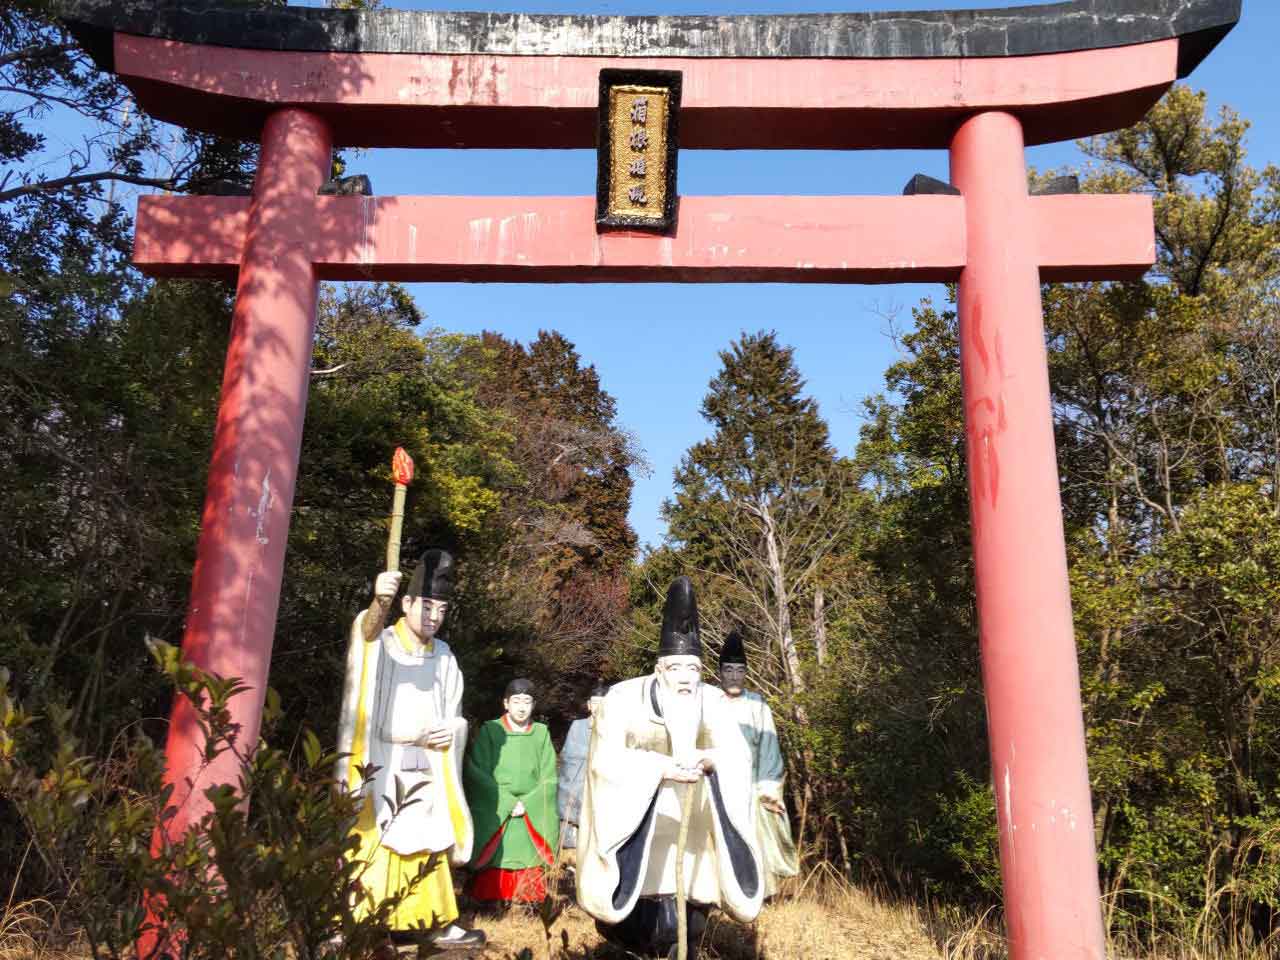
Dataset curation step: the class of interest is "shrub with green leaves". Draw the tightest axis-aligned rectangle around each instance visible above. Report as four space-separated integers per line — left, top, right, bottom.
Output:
0 642 432 959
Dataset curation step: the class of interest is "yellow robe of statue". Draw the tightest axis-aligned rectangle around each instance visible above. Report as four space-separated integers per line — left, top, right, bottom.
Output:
337 614 474 930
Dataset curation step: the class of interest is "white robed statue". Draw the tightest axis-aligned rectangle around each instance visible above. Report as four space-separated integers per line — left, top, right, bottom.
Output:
577 577 763 959
718 630 800 897
335 548 485 950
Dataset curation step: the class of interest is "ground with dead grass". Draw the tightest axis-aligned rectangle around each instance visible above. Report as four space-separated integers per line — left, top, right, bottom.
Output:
0 877 954 960
7 873 1277 960
459 877 949 960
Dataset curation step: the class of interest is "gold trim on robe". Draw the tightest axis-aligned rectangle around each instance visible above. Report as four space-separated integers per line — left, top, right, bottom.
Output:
336 611 474 928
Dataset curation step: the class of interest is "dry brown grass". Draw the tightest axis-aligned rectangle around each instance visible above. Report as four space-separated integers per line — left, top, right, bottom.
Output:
466 870 1280 960
466 868 944 960
0 902 48 960
5 873 1278 960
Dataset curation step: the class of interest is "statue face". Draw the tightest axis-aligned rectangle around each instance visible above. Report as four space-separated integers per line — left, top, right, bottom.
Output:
402 595 448 641
720 663 747 697
656 655 702 697
504 693 534 726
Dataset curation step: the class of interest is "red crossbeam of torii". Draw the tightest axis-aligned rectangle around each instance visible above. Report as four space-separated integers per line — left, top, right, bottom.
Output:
57 1 1240 958
135 192 1153 283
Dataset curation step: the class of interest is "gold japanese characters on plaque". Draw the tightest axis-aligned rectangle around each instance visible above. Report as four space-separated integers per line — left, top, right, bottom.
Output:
596 70 681 232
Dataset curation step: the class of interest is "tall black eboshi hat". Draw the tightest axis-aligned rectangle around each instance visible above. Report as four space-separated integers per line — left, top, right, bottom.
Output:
719 630 747 669
657 576 701 658
406 548 454 601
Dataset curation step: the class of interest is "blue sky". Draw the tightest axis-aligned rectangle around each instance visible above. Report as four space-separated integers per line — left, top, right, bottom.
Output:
243 1 1279 548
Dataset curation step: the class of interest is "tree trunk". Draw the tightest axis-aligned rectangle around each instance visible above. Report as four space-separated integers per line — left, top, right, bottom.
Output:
834 812 853 877
760 498 804 694
813 583 827 667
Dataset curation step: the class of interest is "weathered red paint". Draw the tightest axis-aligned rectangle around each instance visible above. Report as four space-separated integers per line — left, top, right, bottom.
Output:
131 192 1154 284
139 107 332 957
115 33 1179 149
951 111 1106 960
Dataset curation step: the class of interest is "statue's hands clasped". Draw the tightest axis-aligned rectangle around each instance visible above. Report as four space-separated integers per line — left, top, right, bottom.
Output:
663 761 700 783
415 723 453 750
511 800 526 817
662 753 713 783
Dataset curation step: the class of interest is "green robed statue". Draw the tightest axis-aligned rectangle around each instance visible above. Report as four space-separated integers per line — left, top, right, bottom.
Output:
464 677 560 903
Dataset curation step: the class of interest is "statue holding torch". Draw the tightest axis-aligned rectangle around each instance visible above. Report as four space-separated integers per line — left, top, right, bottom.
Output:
335 448 486 950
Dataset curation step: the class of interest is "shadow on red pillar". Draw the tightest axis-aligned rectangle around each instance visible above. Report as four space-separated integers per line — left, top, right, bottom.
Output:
950 110 1106 960
139 108 332 958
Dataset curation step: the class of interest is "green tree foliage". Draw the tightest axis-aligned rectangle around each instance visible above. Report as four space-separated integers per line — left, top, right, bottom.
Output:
0 0 283 758
456 330 641 725
851 298 995 895
0 186 231 755
650 331 883 870
266 282 518 743
0 0 274 750
0 1 266 205
847 87 1280 945
1049 88 1280 941
664 331 853 692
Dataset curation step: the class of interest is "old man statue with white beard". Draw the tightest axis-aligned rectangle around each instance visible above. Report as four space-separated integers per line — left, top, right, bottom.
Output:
577 577 762 959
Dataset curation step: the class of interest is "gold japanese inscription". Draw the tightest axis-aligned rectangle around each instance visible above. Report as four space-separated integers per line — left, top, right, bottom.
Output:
606 84 669 223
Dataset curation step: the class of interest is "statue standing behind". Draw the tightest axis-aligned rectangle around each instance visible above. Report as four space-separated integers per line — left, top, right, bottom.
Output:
557 681 608 854
576 577 763 959
335 549 485 950
718 631 800 897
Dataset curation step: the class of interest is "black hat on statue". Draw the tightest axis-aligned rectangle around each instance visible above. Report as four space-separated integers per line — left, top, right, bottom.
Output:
658 576 701 658
719 630 747 669
504 677 534 699
406 548 454 601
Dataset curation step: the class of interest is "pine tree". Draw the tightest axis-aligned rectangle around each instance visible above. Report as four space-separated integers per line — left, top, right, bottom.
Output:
665 330 852 696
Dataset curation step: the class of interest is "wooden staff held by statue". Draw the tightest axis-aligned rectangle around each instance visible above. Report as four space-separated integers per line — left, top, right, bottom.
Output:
360 447 414 643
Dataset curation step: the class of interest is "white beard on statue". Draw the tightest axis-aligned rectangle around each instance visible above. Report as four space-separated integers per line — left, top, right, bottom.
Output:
661 681 702 767
575 667 764 926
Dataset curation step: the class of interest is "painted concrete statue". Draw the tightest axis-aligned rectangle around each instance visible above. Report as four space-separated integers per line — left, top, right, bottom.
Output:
718 631 800 897
464 677 559 903
557 681 608 854
335 548 486 950
577 577 763 959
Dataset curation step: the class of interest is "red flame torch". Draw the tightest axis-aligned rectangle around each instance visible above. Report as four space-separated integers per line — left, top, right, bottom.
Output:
386 447 414 573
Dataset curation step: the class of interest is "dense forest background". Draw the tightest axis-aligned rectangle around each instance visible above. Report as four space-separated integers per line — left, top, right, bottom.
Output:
3 0 1280 952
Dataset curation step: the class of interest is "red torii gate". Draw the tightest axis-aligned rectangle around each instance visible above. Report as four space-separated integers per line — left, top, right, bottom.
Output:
61 1 1240 957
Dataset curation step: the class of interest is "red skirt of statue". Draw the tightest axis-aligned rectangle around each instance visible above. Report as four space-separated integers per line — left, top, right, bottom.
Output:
467 812 554 903
466 865 547 903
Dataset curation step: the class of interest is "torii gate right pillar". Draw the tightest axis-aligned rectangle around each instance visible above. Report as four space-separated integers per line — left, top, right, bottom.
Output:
952 110 1104 957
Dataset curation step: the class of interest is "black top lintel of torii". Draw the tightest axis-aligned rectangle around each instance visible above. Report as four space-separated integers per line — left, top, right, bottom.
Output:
59 0 1239 79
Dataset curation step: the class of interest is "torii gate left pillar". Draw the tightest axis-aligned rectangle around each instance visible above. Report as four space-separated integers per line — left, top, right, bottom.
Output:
155 108 332 864
61 1 1240 957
